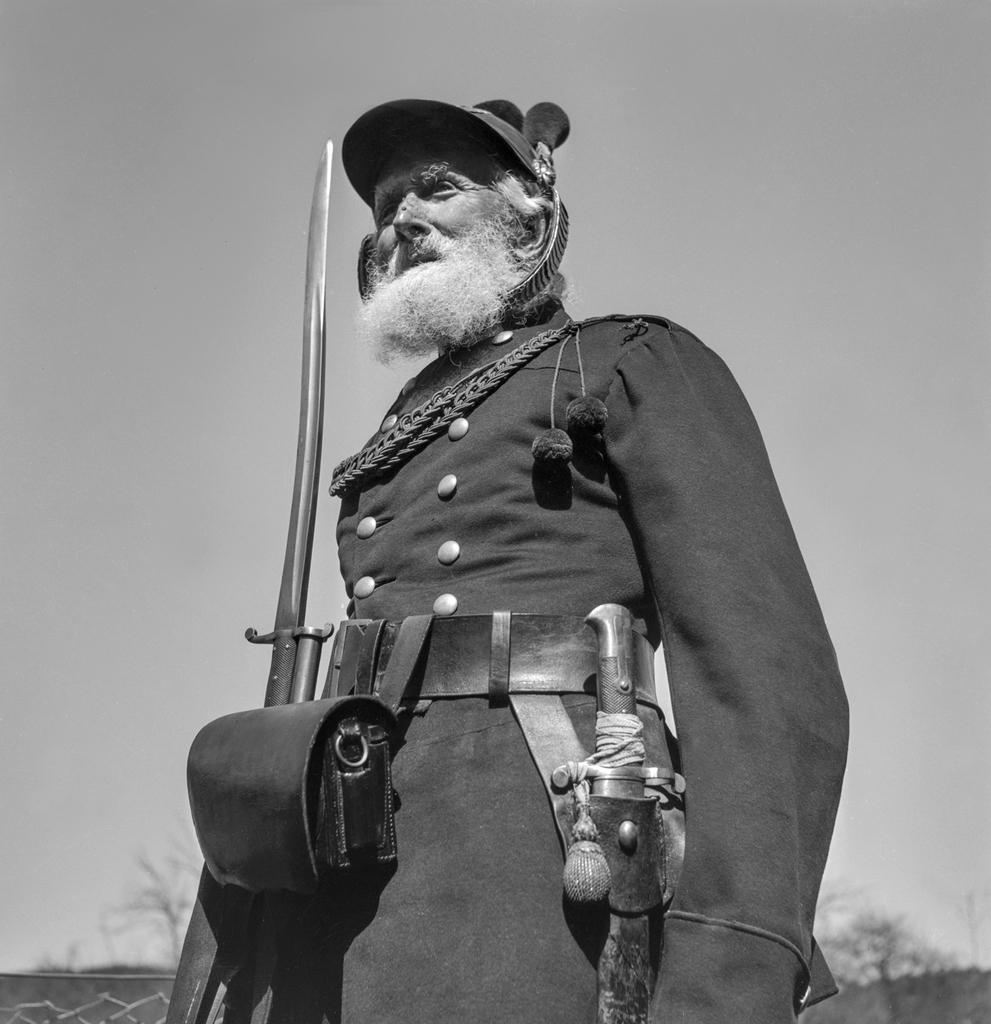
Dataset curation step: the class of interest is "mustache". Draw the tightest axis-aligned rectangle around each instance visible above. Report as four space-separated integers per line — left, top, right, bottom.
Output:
386 233 456 276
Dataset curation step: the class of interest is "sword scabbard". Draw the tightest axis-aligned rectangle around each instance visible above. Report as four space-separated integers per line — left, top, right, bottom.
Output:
583 604 662 1024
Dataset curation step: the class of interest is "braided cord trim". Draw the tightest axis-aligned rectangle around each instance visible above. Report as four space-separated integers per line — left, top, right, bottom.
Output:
330 321 577 497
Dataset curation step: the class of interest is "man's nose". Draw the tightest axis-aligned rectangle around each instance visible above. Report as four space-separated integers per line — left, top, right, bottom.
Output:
392 196 430 242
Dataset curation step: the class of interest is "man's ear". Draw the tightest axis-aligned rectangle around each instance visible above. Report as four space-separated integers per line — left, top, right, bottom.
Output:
357 233 377 299
513 208 551 265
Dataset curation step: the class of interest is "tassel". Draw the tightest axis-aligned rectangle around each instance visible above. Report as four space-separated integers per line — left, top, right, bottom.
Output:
532 428 573 463
532 326 608 466
566 395 607 434
562 783 611 903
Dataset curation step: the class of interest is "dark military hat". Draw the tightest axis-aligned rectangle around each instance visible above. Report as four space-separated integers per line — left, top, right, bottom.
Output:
342 98 570 208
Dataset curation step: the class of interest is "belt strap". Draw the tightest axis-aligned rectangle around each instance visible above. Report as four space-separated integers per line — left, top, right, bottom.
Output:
355 619 387 695
510 695 587 854
375 614 434 711
489 611 512 707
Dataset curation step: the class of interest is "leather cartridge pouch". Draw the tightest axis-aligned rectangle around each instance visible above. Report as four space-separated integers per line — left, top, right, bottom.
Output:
187 694 397 894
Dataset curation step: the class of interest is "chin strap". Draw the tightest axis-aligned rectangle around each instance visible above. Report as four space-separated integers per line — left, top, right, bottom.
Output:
505 187 569 308
356 187 569 305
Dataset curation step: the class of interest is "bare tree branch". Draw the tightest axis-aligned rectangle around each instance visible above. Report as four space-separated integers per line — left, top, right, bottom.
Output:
816 883 957 989
102 830 199 968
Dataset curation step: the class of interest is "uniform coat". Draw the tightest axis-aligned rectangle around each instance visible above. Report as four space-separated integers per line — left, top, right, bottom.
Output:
259 307 848 1024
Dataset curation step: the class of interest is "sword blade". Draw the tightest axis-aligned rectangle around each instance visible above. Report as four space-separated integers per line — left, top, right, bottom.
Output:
275 140 332 632
262 141 332 708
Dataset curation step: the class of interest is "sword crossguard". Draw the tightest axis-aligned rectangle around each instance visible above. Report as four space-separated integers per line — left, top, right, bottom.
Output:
551 762 678 791
246 623 335 706
245 623 334 645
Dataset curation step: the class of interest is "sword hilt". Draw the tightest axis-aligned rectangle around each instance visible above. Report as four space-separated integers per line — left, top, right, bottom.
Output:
585 603 638 717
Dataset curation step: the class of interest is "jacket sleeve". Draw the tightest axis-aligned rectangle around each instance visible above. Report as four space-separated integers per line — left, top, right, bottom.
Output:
602 322 849 1022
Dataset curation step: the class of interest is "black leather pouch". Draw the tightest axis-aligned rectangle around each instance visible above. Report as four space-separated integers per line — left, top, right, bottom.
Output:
187 694 397 894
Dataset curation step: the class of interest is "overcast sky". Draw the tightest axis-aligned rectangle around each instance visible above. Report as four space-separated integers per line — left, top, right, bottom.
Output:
2 0 989 970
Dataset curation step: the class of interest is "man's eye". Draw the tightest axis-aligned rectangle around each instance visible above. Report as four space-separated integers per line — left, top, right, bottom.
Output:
427 180 457 197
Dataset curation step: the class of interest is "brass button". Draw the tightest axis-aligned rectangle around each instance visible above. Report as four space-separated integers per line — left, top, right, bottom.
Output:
492 330 514 345
354 576 376 599
437 474 458 499
356 516 377 539
380 414 398 432
433 593 459 616
447 417 469 440
437 540 461 565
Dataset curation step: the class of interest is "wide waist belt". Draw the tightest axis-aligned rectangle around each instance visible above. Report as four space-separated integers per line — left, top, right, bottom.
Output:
321 613 659 710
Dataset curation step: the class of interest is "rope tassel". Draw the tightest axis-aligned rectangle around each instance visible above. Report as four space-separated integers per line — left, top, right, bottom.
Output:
562 780 611 903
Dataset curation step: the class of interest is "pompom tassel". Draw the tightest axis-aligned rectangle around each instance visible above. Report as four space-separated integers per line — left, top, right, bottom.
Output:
532 427 573 464
566 396 608 434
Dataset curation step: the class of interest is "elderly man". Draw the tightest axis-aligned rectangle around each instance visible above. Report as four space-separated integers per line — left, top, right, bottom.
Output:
318 98 847 1023
176 98 848 1024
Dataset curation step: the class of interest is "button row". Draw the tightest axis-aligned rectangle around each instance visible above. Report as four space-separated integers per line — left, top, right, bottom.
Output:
353 578 460 617
356 518 461 556
355 407 472 612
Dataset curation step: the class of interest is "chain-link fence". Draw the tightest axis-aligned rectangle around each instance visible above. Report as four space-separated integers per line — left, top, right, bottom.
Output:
0 976 175 1024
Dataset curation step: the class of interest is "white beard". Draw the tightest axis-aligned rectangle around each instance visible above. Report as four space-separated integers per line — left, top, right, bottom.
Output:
355 219 524 364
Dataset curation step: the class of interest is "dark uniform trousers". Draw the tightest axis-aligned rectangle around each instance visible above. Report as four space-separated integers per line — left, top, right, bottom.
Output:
258 308 848 1023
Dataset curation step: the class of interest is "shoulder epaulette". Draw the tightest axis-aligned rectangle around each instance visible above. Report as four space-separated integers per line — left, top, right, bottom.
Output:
580 313 677 338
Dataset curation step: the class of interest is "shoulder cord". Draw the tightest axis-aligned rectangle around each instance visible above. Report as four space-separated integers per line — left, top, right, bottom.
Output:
330 320 580 496
548 324 587 430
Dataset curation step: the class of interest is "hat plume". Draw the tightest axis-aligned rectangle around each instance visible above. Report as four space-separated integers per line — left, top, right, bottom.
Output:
524 102 570 152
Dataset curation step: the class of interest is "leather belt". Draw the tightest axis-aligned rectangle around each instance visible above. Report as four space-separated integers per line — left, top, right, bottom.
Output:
321 613 659 709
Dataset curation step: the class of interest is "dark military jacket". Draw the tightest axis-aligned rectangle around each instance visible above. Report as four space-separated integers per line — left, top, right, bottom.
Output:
332 307 848 1023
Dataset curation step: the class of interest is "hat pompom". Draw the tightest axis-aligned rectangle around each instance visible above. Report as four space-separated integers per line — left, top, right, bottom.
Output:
524 103 571 151
532 428 573 464
566 396 607 434
474 99 524 132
